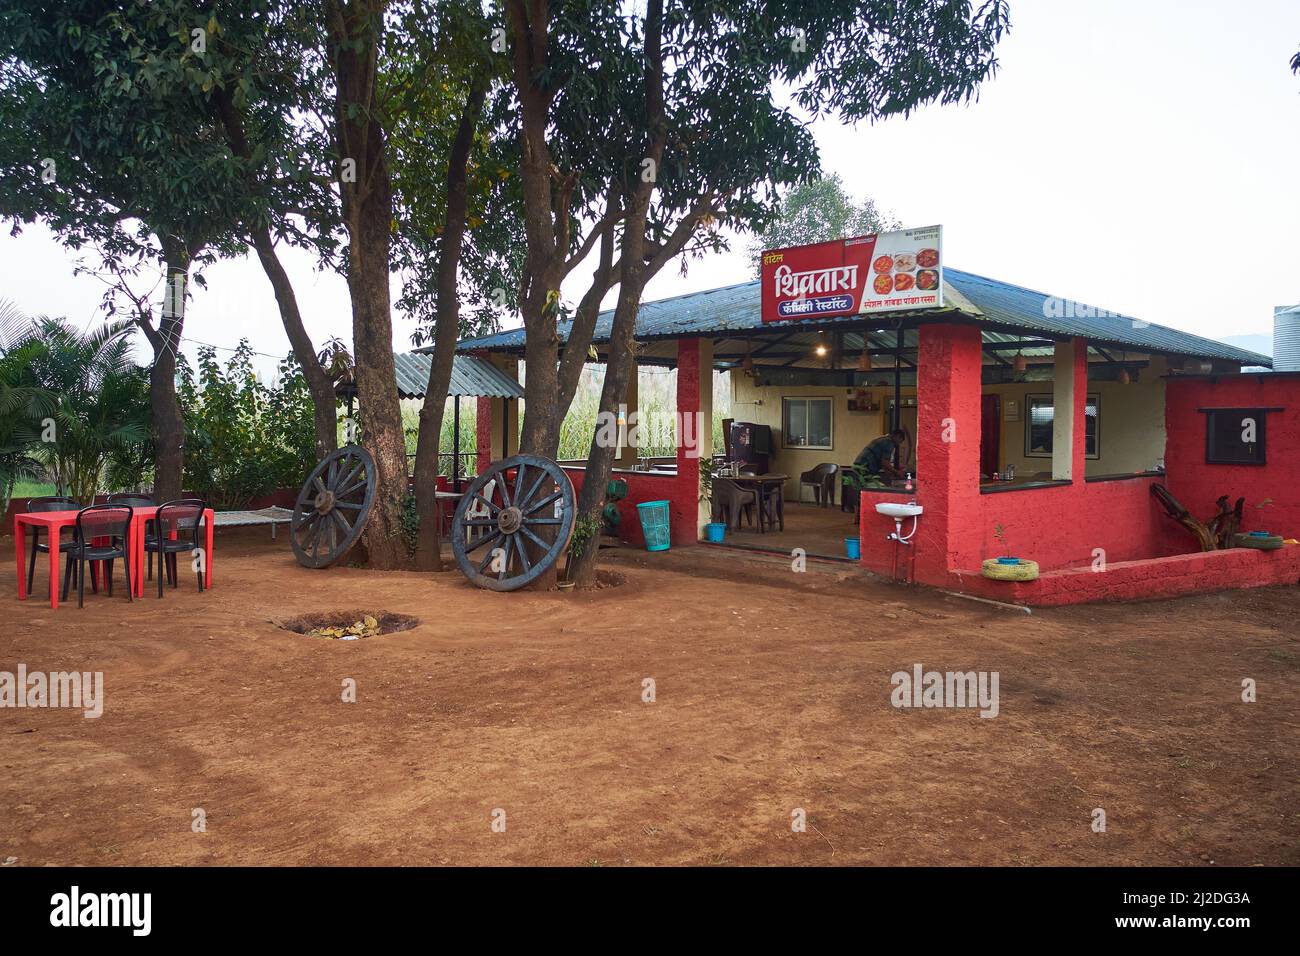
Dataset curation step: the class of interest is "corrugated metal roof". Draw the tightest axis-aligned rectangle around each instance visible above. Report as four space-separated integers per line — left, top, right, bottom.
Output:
392 353 523 399
453 268 1271 367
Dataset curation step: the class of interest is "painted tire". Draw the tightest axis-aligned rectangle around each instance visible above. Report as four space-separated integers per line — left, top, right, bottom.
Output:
1232 533 1284 551
981 558 1040 581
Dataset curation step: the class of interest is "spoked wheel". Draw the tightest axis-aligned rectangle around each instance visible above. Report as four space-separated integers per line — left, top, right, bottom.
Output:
451 454 575 591
290 445 377 569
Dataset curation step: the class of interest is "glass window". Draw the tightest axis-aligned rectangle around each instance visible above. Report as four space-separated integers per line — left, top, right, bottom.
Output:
1025 394 1099 459
1205 408 1267 465
782 397 834 449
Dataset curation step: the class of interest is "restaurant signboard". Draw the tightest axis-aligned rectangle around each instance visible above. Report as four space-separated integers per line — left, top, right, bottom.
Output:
760 225 944 324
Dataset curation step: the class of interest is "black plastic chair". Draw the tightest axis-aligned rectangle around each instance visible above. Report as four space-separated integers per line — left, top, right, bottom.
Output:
24 496 80 595
799 463 839 507
712 478 757 531
144 499 207 598
108 494 157 578
62 505 133 608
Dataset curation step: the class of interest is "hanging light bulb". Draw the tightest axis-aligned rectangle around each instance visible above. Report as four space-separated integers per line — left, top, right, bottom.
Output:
1012 351 1027 375
741 343 754 375
815 343 828 357
1118 368 1131 385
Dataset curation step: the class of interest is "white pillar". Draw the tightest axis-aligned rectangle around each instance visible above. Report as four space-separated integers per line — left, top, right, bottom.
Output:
1051 340 1076 481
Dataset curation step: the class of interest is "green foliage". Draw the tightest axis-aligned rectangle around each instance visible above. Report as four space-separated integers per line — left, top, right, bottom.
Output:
746 174 899 274
386 1 522 342
398 494 421 557
0 0 259 277
568 512 603 560
4 314 151 504
0 303 51 512
842 464 886 499
698 455 716 504
179 342 316 509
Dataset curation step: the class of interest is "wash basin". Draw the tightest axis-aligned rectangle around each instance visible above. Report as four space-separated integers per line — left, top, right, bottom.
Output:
875 502 923 519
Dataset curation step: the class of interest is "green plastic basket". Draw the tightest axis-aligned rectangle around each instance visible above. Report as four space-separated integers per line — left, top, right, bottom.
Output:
636 500 672 552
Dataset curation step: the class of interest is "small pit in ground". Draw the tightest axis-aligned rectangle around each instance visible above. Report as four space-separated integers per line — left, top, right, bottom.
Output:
278 610 420 640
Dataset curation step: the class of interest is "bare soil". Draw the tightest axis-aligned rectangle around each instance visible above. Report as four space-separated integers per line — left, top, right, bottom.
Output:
1 528 1297 866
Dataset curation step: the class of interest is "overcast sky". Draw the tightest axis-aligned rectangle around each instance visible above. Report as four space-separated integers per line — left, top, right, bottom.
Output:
2 0 1297 378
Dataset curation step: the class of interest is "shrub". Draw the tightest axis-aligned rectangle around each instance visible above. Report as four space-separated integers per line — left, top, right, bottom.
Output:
179 343 316 509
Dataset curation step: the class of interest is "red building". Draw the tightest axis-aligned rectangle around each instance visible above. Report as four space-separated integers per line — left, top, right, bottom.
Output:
449 248 1300 606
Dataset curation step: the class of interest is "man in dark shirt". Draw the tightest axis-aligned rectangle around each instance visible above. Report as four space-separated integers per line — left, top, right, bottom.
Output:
854 429 906 479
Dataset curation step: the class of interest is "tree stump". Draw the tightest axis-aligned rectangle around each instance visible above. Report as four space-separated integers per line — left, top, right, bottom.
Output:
1150 485 1246 552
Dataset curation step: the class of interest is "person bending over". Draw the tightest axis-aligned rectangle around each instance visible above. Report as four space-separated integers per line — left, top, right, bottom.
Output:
854 429 906 480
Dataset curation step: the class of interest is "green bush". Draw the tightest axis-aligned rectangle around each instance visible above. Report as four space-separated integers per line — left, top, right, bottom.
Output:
179 343 317 509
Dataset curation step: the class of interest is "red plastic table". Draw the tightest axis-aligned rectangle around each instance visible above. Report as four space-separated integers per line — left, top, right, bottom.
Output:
14 507 215 609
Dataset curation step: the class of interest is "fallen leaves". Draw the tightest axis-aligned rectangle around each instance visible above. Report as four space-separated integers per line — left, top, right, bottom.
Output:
307 615 381 640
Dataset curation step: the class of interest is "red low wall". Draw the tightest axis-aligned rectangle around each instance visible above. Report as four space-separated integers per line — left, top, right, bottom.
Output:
858 477 1175 584
563 467 691 549
974 476 1172 570
1165 374 1300 540
948 543 1300 606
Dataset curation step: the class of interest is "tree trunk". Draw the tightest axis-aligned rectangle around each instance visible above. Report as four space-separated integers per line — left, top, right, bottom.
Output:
412 77 487 572
250 227 338 461
211 86 337 462
506 0 567 462
327 0 411 570
345 197 409 570
565 286 643 586
1151 484 1218 551
518 297 564 457
151 250 188 502
566 0 665 588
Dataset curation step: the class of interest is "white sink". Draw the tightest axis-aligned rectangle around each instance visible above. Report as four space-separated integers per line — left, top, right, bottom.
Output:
875 502 923 519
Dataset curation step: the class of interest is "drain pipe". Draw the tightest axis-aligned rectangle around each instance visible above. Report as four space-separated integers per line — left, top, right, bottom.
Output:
886 511 920 583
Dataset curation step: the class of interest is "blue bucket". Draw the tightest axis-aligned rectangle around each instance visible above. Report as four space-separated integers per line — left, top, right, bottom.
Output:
636 500 672 552
705 522 727 543
845 537 861 560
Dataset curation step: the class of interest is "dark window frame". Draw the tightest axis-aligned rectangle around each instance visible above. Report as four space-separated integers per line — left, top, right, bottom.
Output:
1202 407 1273 466
1024 392 1100 460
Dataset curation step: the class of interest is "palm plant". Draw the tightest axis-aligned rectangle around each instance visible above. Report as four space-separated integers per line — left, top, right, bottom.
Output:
0 300 52 514
15 315 150 503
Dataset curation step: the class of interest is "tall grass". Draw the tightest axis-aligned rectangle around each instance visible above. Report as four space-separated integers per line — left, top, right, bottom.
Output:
394 367 732 470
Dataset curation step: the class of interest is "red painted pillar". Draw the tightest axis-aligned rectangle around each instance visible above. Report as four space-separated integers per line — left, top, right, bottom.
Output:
1071 337 1088 485
914 323 984 578
674 337 703 547
475 396 492 474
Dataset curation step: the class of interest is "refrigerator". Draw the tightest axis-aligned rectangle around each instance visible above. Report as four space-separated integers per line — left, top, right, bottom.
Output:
729 421 773 473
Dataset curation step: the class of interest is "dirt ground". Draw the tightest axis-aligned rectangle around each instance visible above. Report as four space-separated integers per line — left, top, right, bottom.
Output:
2 526 1297 866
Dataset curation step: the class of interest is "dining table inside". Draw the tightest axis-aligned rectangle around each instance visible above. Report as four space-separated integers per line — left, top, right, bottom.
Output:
14 505 216 609
730 472 789 532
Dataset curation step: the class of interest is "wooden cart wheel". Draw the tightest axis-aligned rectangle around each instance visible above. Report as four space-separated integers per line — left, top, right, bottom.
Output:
290 445 377 569
451 454 575 591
